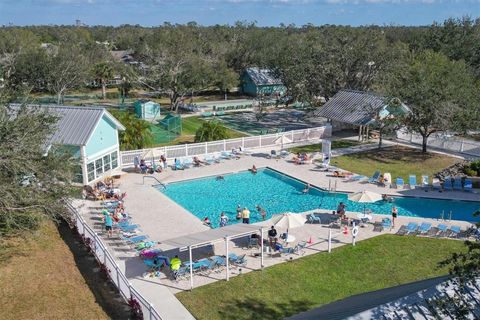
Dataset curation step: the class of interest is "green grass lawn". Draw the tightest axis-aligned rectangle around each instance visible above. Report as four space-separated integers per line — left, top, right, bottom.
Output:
176 235 464 320
331 145 460 182
288 139 363 154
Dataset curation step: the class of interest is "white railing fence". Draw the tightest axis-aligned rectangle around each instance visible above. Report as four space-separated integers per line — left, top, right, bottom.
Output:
66 202 162 320
120 125 332 167
397 129 480 157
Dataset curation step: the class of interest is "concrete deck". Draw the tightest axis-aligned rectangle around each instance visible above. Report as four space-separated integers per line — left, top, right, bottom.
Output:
74 143 480 319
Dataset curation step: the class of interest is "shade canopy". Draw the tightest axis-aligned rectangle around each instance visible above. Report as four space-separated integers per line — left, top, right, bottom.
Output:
348 190 382 203
270 213 306 230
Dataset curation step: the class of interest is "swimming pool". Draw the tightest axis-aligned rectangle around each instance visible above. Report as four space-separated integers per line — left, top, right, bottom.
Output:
158 168 480 228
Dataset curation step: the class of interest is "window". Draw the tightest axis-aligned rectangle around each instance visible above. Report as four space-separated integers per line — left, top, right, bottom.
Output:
95 158 103 177
103 155 111 172
73 165 83 184
111 151 118 169
87 162 95 182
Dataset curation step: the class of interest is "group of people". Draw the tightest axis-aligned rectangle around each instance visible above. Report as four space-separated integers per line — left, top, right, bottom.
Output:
134 155 168 174
293 153 311 165
203 204 268 228
83 179 124 202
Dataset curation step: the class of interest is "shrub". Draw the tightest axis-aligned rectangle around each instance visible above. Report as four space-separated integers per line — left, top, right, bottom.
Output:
464 167 477 177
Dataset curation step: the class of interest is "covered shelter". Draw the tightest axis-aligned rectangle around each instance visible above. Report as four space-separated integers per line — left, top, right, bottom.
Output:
311 90 409 141
161 224 265 290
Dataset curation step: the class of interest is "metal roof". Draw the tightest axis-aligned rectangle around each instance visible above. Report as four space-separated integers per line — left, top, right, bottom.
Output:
161 224 263 251
312 90 386 126
244 67 283 86
10 104 125 146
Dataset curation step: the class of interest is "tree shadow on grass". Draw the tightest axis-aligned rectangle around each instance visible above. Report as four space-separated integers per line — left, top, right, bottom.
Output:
217 297 315 320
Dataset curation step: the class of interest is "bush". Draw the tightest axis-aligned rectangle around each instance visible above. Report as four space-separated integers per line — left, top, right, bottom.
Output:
194 121 229 142
464 167 477 177
469 160 480 173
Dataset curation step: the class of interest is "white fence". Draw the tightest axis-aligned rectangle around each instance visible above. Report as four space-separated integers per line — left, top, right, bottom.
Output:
397 129 480 158
120 125 332 167
66 202 162 320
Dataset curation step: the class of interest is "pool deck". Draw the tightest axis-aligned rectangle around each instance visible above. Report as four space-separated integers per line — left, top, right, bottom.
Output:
74 147 480 319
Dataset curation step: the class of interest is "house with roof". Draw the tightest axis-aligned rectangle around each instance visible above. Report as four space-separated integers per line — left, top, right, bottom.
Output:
134 99 161 121
311 90 410 140
39 105 125 185
240 67 286 97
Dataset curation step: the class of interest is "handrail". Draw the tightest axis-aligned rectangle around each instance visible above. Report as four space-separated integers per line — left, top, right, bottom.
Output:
142 175 166 189
65 201 163 320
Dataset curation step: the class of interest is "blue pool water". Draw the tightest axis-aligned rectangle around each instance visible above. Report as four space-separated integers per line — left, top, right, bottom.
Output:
158 168 480 228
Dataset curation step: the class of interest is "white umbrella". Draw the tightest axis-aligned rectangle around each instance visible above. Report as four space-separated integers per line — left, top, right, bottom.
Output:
270 212 306 232
274 134 292 150
348 190 382 214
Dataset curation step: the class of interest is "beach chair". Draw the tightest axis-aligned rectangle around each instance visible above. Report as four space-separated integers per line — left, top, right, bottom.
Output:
344 175 367 182
228 253 247 266
307 214 321 224
448 226 461 238
122 235 148 244
443 176 453 191
368 171 381 184
464 179 473 192
453 177 462 191
396 177 405 189
270 150 281 159
382 218 392 229
432 178 442 190
395 225 408 235
280 150 290 158
174 159 184 170
220 151 234 159
409 175 417 189
435 224 450 237
182 157 193 168
118 224 140 232
417 222 432 235
405 222 418 235
421 175 429 189
173 266 188 280
211 256 227 270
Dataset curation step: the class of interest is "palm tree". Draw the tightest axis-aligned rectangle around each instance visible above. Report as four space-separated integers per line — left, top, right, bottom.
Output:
92 62 114 100
110 110 153 150
194 121 229 142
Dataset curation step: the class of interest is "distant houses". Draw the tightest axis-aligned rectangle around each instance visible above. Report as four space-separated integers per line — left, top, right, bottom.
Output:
31 105 125 185
240 67 286 97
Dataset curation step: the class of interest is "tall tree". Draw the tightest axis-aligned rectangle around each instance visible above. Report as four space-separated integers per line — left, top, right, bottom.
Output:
388 50 479 152
92 62 114 99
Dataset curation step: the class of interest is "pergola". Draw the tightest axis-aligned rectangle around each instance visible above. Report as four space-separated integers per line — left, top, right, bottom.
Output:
161 224 265 290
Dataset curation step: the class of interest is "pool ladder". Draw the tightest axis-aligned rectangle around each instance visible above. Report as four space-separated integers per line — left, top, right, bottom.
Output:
143 175 167 189
439 210 452 221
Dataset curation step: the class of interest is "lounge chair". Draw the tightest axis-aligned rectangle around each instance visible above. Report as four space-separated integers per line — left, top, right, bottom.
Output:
435 224 450 237
307 214 321 224
396 177 405 189
221 151 234 159
118 224 140 232
247 237 260 249
453 177 462 191
270 150 281 159
395 225 408 235
173 266 188 280
280 150 290 158
464 179 473 192
182 157 193 168
211 256 227 269
432 178 442 190
417 222 432 235
405 222 418 235
204 154 217 165
421 175 429 189
443 176 453 191
368 171 381 184
228 253 247 266
174 159 184 170
344 175 367 182
382 218 392 229
448 226 461 238
122 235 148 244
409 175 417 189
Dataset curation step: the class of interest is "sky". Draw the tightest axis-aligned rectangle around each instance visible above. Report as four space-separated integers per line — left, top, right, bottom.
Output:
0 0 479 27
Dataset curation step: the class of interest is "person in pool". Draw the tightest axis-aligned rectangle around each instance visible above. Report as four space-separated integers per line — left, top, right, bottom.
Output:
203 217 211 227
249 165 257 174
219 212 229 227
256 205 267 221
302 183 311 194
236 205 242 220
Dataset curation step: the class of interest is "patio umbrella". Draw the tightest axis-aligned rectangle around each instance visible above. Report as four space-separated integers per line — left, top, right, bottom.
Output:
348 190 382 214
274 134 292 150
270 212 306 232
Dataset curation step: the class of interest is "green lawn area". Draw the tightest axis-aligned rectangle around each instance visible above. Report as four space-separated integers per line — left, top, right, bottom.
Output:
331 145 460 181
288 139 363 154
176 235 464 320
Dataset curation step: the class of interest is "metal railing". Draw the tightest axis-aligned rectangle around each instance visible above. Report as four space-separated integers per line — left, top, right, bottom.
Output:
120 125 332 167
66 202 162 320
397 129 480 157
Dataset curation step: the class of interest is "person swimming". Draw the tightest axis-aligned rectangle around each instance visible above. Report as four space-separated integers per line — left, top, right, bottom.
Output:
302 183 311 194
236 205 242 220
249 165 257 174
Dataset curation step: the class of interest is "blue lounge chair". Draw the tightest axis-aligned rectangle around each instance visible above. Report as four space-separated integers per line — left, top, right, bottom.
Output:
435 224 450 237
443 177 453 190
221 151 234 159
182 157 193 168
204 154 216 165
396 177 405 189
409 175 417 189
464 179 473 192
307 214 321 224
417 222 432 235
449 226 461 238
382 218 392 229
174 159 184 170
118 224 140 232
211 256 226 268
228 253 247 266
453 177 462 191
421 175 429 189
173 266 188 280
122 235 148 244
405 222 418 235
368 171 381 184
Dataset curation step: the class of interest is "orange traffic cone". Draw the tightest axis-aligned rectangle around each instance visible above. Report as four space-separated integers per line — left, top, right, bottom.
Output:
307 236 313 244
343 226 348 235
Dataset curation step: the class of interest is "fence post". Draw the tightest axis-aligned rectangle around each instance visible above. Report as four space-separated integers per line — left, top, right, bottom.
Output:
242 137 245 148
223 140 226 151
460 139 464 152
204 142 208 155
185 144 188 156
259 136 262 147
149 303 153 320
